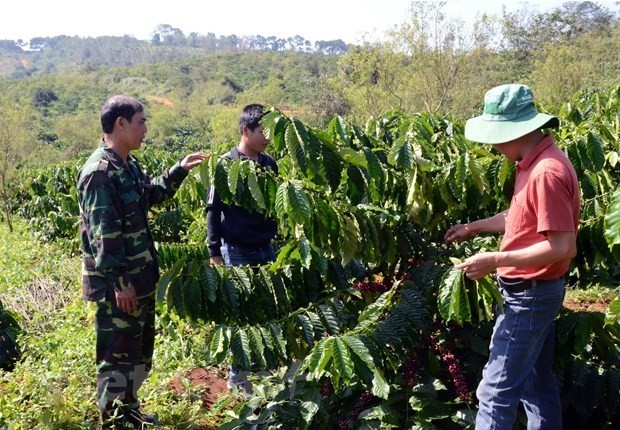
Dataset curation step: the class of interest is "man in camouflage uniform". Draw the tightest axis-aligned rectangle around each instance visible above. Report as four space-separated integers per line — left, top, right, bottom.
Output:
77 95 208 428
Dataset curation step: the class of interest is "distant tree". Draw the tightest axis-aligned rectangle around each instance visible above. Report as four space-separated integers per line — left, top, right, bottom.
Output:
37 128 59 146
530 24 620 108
266 36 282 51
245 35 267 51
151 24 187 46
208 108 240 149
203 33 218 52
287 35 311 52
192 80 238 105
335 1 494 118
0 97 34 232
500 1 616 55
315 39 349 55
52 110 102 156
28 37 47 51
187 32 202 48
335 43 396 118
219 34 240 51
531 44 592 108
493 1 619 107
0 40 22 53
33 88 58 109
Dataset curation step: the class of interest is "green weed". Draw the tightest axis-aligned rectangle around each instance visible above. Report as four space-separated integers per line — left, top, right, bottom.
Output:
0 220 227 428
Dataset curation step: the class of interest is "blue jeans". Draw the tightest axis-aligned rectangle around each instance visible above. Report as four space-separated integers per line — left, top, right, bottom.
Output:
222 242 275 392
221 242 275 267
475 277 564 430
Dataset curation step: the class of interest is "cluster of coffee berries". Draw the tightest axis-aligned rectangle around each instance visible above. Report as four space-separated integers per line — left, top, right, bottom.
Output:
428 320 472 402
353 278 393 293
398 352 419 387
320 379 333 398
442 352 471 402
337 390 375 429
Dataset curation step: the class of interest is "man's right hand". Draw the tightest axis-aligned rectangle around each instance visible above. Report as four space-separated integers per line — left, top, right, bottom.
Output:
444 223 476 244
181 152 210 171
210 256 224 266
115 286 138 315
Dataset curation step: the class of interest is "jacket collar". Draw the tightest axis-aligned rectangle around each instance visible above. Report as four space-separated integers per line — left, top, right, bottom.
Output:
99 139 137 171
229 146 242 160
232 145 264 163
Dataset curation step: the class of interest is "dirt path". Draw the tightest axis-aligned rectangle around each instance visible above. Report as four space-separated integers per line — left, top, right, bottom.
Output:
145 95 174 107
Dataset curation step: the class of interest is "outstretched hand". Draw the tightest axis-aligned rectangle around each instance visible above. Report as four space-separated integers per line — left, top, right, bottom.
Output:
181 152 210 171
455 252 500 280
444 223 476 244
210 256 224 266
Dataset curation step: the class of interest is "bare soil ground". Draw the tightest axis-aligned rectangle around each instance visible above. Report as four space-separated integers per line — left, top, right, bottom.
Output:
145 95 174 107
169 366 229 409
563 297 611 313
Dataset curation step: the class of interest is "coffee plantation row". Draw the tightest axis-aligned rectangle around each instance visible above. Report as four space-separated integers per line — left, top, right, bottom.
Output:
1 86 619 428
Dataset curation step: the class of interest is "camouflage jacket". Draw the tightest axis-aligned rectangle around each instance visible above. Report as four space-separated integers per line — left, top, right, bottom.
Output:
77 141 188 302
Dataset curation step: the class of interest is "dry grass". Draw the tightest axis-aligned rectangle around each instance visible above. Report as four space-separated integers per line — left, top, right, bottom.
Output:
2 277 76 329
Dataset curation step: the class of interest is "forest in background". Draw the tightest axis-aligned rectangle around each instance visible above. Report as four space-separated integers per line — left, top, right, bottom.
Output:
0 1 617 167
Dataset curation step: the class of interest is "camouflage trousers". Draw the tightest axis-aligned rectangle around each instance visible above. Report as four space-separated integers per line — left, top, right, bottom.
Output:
95 293 155 421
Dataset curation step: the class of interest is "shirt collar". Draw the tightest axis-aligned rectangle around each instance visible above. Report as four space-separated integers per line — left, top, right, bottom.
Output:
235 145 263 163
517 134 554 171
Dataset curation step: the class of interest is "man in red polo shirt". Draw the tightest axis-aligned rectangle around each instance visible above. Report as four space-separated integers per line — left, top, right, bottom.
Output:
444 84 579 430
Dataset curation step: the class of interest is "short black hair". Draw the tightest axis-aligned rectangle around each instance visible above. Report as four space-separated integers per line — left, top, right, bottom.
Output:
100 95 144 134
238 104 266 134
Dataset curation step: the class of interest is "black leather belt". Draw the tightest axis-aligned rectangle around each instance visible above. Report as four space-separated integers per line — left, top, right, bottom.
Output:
497 276 533 293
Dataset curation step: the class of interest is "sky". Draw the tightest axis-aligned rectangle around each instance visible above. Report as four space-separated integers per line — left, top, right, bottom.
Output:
1 0 617 44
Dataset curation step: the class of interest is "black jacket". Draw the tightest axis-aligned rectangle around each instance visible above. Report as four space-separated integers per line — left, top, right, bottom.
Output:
206 147 278 257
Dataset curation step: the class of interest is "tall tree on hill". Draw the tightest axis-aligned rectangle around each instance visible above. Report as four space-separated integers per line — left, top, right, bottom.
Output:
152 24 187 46
0 97 35 232
334 1 495 119
499 1 617 77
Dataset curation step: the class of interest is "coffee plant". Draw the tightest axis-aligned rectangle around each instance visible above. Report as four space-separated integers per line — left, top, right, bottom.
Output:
3 86 618 428
12 162 80 250
156 87 620 428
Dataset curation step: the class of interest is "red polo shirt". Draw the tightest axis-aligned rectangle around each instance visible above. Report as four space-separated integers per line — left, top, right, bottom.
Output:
497 135 580 280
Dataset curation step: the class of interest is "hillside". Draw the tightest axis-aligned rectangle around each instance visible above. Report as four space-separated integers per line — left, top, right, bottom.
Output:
0 1 617 165
0 30 348 80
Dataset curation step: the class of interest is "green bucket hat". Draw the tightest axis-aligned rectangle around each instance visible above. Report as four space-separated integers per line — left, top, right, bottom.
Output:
465 84 559 144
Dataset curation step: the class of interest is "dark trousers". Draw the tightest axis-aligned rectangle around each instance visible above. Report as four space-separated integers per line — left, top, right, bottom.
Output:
222 242 276 392
222 242 276 267
95 293 155 420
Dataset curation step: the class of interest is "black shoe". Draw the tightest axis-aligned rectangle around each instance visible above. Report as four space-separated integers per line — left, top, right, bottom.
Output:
124 407 157 428
100 418 130 430
101 409 156 430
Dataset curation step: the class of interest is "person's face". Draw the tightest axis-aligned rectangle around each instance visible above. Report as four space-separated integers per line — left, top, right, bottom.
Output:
492 139 522 162
123 110 148 150
244 124 270 154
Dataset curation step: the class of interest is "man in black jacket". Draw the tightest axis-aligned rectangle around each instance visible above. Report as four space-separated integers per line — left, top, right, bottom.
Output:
206 104 278 392
206 104 278 267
